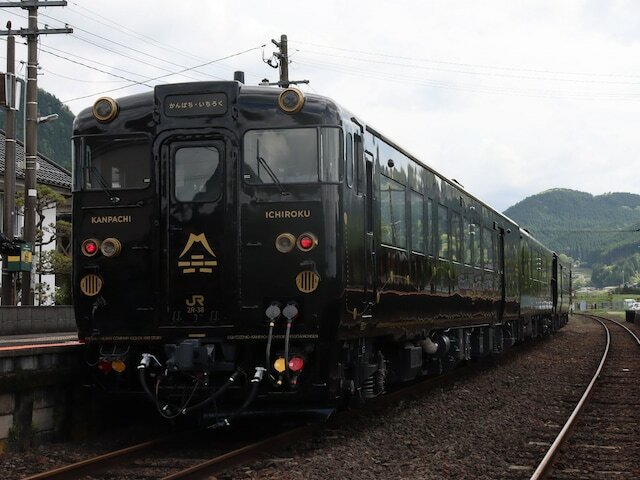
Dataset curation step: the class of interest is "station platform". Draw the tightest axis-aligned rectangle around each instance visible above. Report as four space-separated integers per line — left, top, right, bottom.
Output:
0 332 81 352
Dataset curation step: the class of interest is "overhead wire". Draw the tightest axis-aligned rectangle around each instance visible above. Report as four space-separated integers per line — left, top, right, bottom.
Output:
36 11 218 81
65 1 267 80
292 55 640 102
294 48 640 86
292 40 640 80
62 43 266 103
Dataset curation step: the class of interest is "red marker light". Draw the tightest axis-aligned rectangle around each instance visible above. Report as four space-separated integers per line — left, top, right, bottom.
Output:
98 359 113 373
288 356 305 372
297 233 317 252
82 239 100 257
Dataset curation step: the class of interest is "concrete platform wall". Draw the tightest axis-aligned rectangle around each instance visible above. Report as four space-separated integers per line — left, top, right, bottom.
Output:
0 306 76 335
0 345 86 451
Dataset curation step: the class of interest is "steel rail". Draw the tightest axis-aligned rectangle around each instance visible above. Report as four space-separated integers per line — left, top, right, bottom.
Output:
21 436 174 480
161 424 318 480
21 341 526 479
160 365 473 479
529 313 632 480
604 315 640 346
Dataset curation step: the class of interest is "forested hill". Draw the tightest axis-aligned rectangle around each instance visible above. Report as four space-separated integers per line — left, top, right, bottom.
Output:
504 189 640 286
0 85 74 171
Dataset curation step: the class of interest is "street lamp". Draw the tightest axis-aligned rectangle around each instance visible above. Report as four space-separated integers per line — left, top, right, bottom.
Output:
37 113 58 124
33 112 58 306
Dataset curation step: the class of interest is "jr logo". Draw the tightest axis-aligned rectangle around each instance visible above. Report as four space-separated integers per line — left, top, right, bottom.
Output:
186 295 205 307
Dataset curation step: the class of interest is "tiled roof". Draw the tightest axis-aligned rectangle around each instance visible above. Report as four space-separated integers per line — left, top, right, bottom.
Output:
0 130 71 190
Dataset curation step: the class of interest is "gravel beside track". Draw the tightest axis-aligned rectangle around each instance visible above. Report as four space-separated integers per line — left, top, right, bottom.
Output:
548 316 640 479
224 315 602 480
0 315 604 479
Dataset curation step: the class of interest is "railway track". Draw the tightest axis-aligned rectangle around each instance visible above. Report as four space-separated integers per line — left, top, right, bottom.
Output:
20 423 312 480
530 313 640 480
20 365 468 479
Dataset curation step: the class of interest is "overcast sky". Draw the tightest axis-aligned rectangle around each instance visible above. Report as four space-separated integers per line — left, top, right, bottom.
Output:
1 0 639 211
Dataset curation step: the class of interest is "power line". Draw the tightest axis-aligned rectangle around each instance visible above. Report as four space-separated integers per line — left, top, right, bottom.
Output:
292 40 640 80
36 11 214 81
40 66 127 84
62 43 266 103
37 44 153 87
293 55 640 101
65 2 267 80
294 48 640 86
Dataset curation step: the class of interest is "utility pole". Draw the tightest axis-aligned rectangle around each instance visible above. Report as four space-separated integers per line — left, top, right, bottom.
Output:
0 1 72 305
1 22 17 305
263 34 308 88
272 34 290 87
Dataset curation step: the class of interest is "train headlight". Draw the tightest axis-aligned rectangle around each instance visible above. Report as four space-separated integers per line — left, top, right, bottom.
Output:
93 97 119 123
100 237 122 258
277 88 305 114
297 233 317 252
81 238 101 257
275 233 296 253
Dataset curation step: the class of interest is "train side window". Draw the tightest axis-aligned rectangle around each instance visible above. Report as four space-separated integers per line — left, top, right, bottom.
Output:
464 219 473 265
320 127 341 183
410 191 424 253
174 146 221 202
346 133 354 188
380 174 406 248
355 134 365 194
483 227 494 270
451 211 461 262
438 204 449 259
427 198 433 255
474 227 482 268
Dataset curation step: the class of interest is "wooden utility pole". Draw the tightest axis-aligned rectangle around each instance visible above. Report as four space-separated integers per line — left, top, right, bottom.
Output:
264 34 308 88
271 34 290 87
0 1 72 305
1 23 17 305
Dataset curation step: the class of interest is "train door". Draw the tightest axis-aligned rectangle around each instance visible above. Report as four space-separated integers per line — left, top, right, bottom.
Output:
552 255 559 314
161 137 230 328
498 227 506 321
364 152 376 304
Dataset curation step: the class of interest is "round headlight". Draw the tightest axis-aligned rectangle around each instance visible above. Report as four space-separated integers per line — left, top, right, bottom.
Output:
100 237 122 258
92 97 119 123
275 233 296 253
277 88 305 114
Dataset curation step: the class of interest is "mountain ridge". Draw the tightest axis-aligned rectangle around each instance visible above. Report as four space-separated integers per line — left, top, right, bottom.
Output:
504 189 640 286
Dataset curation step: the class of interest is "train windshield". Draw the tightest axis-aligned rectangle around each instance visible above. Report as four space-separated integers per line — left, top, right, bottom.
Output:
79 136 151 190
243 127 340 184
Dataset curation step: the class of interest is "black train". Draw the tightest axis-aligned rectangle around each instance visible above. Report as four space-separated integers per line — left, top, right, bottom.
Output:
72 77 571 424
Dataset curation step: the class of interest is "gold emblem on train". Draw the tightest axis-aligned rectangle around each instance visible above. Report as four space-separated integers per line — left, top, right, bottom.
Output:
80 274 103 297
178 233 217 274
296 271 320 293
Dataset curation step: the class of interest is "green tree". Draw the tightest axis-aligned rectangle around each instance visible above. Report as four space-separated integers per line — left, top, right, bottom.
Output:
17 184 71 304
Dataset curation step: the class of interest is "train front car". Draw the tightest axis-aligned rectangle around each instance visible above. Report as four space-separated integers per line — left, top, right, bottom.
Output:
72 82 345 422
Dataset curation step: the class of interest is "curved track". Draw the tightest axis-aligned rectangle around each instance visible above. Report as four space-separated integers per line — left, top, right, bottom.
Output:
530 314 640 480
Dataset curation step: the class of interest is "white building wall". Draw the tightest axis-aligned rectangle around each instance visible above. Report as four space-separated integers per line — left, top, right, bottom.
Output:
0 195 58 305
35 204 57 306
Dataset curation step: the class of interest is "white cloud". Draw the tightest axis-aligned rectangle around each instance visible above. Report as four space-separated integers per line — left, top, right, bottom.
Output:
4 0 639 209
